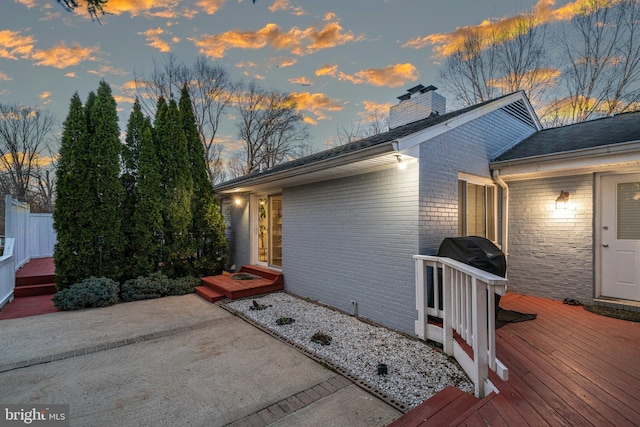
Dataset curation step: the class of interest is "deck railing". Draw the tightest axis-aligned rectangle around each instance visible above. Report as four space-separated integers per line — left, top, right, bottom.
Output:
414 255 509 398
0 238 16 307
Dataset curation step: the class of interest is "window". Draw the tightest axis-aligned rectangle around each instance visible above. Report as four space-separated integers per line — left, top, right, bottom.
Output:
458 175 496 241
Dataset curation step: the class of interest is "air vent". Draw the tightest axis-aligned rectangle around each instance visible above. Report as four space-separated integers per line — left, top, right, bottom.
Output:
500 99 536 128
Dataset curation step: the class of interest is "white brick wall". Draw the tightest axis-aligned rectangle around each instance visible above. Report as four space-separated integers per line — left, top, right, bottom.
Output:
419 109 536 254
505 175 594 303
283 163 420 334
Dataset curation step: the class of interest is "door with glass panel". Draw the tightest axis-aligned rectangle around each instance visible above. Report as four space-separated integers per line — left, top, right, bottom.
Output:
256 194 282 268
601 173 640 301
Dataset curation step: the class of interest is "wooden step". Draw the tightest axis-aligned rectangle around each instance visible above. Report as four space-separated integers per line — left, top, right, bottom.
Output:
200 275 282 299
13 283 57 298
237 265 283 284
15 273 56 287
388 386 479 427
194 286 226 303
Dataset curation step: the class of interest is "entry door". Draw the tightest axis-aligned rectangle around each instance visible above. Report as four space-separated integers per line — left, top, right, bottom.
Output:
255 194 282 268
601 173 640 301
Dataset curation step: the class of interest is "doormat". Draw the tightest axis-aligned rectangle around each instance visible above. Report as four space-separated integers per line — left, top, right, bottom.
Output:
496 309 537 329
583 305 640 322
232 273 261 280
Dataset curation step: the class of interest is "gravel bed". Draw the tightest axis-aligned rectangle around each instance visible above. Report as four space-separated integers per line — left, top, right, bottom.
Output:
226 292 473 409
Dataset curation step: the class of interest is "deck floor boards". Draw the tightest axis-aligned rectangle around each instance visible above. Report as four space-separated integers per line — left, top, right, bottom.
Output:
395 292 640 426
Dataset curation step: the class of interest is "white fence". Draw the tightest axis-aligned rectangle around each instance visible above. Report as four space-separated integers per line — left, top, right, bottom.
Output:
414 255 509 398
4 195 55 270
0 238 15 307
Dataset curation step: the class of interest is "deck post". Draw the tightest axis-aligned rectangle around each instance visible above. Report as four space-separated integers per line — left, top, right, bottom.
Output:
472 277 489 398
414 258 427 340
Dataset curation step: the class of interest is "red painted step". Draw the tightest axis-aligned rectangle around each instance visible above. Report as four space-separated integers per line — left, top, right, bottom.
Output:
13 283 57 297
388 386 480 427
197 265 283 301
194 286 226 303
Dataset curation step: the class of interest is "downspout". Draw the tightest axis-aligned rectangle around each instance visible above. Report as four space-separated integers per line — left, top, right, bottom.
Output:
492 169 509 258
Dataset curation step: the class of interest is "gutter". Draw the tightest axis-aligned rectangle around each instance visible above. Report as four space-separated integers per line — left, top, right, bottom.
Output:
492 170 509 258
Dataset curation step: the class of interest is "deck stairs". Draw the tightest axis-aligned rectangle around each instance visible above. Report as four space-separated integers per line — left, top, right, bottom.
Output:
14 257 57 297
388 386 498 426
195 265 283 303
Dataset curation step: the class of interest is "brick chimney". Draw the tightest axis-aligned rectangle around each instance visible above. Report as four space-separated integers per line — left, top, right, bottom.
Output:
389 84 446 129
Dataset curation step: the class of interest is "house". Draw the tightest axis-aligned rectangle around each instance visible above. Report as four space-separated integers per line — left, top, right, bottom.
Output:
214 85 640 336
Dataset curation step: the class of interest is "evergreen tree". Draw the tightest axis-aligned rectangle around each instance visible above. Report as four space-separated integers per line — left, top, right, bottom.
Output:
53 93 92 289
87 81 124 280
121 99 146 279
178 86 227 276
154 97 193 276
131 119 163 276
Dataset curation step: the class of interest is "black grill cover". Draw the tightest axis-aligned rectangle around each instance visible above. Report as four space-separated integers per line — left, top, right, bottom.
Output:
437 236 506 278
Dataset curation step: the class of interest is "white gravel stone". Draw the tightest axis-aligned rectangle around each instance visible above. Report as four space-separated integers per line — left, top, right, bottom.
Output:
226 293 474 409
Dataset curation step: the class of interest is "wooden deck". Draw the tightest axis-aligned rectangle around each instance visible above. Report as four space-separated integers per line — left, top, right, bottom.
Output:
195 265 284 302
391 292 640 426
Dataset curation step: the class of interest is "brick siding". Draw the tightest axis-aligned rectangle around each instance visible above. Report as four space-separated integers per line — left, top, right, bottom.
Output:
505 174 594 303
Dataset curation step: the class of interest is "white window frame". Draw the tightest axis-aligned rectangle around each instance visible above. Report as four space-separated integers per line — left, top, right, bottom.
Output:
458 173 497 242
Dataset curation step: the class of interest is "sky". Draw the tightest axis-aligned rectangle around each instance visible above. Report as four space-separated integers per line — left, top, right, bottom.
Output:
1 0 579 157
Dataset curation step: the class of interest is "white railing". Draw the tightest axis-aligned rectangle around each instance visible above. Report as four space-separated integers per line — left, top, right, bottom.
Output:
0 238 15 307
414 255 509 398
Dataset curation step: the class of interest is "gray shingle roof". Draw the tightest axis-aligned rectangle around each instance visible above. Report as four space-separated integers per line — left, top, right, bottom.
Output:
494 111 640 162
215 95 514 190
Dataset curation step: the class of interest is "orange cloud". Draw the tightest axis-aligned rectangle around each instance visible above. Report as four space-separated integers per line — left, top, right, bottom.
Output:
323 12 337 21
315 64 338 77
358 100 394 120
488 67 561 92
197 0 226 14
114 94 135 105
269 0 289 12
338 63 419 88
405 0 626 58
277 58 297 68
287 91 343 121
190 21 362 58
88 65 129 77
140 27 172 52
0 30 36 60
64 72 76 78
0 71 12 81
289 76 311 85
31 42 99 69
39 91 51 100
16 0 37 8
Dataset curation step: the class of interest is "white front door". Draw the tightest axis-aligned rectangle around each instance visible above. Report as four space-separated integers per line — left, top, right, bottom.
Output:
600 173 640 301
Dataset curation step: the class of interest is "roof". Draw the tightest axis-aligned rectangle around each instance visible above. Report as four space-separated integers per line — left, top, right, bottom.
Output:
215 91 538 193
494 110 640 162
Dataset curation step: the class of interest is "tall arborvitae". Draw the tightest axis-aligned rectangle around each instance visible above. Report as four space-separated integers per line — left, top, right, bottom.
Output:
154 97 193 276
131 119 163 276
121 99 146 279
87 80 124 280
178 86 227 276
54 93 92 289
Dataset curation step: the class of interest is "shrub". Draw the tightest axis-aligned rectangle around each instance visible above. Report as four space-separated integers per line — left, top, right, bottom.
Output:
52 277 120 311
120 271 171 302
167 276 198 296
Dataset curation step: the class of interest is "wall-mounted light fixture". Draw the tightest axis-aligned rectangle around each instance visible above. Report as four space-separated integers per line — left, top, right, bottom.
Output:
396 155 407 170
234 197 243 206
555 191 570 209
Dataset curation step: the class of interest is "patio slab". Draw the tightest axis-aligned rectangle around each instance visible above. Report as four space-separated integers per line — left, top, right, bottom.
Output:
0 294 401 426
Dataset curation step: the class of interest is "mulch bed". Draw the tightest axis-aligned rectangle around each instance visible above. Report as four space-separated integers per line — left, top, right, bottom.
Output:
583 305 640 322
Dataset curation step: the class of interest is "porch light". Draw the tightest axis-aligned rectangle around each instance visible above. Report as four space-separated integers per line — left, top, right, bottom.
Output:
396 155 407 170
555 191 570 209
234 197 242 206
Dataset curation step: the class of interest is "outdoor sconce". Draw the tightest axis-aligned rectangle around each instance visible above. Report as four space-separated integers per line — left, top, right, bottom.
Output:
234 197 243 206
396 155 407 170
555 191 570 209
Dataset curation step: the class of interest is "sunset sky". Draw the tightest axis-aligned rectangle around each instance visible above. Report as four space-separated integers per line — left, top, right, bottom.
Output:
2 0 579 155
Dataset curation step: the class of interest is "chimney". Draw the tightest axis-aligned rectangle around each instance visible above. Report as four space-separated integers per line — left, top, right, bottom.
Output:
389 84 446 129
